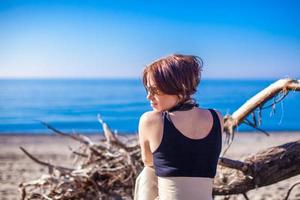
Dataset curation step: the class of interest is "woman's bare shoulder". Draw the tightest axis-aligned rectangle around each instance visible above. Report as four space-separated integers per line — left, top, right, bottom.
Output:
197 108 223 118
196 108 224 128
138 111 164 140
210 108 223 118
209 108 224 130
139 111 163 126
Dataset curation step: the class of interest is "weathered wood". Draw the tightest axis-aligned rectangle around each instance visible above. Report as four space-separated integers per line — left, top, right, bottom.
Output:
222 78 300 154
224 79 300 135
214 139 300 195
20 115 143 200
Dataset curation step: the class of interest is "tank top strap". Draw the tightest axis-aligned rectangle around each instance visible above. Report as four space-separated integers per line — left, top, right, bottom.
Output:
208 108 221 133
162 111 172 123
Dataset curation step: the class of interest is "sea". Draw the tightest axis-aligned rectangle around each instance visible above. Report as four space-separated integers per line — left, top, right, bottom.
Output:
0 79 299 135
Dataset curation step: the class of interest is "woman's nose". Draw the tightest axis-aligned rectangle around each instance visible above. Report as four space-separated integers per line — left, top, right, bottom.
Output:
146 92 152 100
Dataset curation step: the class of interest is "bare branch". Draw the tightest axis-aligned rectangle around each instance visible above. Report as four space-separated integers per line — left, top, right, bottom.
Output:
283 181 300 200
224 79 300 137
218 157 249 173
19 147 74 173
223 78 300 156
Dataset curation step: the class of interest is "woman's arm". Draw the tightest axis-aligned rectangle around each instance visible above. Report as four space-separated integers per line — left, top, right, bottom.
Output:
138 111 163 167
138 112 154 167
215 110 224 133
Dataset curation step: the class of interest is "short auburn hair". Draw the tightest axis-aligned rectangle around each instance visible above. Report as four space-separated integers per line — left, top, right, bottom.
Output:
142 54 203 101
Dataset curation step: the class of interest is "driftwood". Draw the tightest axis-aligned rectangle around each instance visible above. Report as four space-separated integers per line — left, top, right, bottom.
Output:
19 119 143 200
214 78 300 198
214 139 300 195
223 78 300 152
19 78 300 199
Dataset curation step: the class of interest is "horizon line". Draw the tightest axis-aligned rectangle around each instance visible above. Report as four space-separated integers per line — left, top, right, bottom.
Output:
0 76 296 81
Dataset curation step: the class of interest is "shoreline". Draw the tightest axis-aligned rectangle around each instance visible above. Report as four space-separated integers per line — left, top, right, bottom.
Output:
0 132 299 199
1 130 300 135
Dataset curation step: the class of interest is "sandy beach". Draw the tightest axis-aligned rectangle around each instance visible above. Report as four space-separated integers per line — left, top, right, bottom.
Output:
0 132 299 200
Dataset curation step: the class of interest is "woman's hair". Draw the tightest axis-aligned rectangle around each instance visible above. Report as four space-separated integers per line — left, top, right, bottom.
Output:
142 54 203 102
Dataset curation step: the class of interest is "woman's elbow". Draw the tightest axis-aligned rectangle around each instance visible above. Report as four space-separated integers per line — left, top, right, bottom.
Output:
142 157 153 167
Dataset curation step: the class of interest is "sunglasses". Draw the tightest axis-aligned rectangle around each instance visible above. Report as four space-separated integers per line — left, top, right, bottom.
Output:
145 85 163 95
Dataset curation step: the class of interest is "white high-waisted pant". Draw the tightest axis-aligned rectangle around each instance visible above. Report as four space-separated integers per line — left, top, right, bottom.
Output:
134 167 213 200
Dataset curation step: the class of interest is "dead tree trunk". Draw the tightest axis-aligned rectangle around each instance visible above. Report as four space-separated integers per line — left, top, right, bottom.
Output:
213 139 300 195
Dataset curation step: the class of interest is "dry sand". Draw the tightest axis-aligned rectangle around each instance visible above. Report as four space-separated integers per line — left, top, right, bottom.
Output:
0 132 299 200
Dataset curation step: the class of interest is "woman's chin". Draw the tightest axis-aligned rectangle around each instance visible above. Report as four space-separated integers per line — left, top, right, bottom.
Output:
151 105 161 112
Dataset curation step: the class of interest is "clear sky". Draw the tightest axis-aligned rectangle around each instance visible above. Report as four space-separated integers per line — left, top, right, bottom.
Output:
0 0 299 79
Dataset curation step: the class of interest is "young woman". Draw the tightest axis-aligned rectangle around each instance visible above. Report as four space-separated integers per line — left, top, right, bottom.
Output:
135 54 223 200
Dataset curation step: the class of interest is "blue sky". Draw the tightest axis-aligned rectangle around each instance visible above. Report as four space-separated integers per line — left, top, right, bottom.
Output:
0 0 299 79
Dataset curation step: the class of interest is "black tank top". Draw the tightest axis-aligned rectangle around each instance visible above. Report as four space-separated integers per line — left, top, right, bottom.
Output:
153 109 222 178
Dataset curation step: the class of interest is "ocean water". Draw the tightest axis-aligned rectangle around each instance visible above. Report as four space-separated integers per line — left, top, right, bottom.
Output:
0 79 299 134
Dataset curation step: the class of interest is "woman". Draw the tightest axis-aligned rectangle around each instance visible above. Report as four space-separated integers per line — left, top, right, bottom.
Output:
135 54 223 200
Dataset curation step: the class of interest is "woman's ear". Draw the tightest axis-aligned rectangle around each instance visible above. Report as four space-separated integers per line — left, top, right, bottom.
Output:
177 94 184 103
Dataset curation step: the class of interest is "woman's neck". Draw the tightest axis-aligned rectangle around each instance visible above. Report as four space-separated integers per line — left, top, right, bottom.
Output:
167 99 198 113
